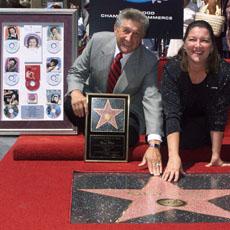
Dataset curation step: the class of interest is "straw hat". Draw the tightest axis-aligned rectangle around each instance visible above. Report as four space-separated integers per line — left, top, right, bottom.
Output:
195 12 225 36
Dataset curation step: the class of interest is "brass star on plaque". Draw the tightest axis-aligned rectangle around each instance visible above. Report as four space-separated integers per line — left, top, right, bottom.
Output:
93 99 123 129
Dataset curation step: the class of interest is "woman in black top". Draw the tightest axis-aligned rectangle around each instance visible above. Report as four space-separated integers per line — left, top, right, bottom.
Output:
7 26 18 40
161 20 230 182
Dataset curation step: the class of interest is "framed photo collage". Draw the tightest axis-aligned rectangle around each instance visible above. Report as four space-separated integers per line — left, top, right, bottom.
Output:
0 9 78 134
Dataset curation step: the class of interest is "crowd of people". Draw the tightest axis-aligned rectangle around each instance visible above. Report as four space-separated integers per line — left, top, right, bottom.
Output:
2 1 230 57
167 0 229 58
1 0 230 182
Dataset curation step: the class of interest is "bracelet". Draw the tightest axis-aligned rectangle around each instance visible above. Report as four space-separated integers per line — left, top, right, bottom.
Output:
149 143 160 149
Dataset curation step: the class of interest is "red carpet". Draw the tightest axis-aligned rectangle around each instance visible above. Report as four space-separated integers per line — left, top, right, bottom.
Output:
0 136 229 230
12 135 230 173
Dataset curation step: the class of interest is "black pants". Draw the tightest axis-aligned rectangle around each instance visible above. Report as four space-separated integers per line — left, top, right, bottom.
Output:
64 95 140 147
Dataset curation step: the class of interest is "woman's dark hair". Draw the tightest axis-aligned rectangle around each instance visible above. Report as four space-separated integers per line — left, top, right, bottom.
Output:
50 26 58 33
50 58 59 66
178 20 220 74
51 94 59 103
8 26 17 34
8 58 17 65
68 0 81 8
27 35 39 47
50 4 62 8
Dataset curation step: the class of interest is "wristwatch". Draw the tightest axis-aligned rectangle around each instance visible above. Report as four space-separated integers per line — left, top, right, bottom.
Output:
149 143 160 149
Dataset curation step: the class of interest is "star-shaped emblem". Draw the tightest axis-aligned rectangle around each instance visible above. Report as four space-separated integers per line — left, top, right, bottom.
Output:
93 99 123 129
79 176 230 222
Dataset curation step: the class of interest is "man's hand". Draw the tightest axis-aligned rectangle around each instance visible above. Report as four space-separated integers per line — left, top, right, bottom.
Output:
162 155 185 182
70 90 88 117
138 146 162 176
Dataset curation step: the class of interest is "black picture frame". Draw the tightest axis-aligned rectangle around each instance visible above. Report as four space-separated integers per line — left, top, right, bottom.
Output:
0 8 78 135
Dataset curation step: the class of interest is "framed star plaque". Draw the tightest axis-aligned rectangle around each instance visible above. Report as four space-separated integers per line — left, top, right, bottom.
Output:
85 93 130 162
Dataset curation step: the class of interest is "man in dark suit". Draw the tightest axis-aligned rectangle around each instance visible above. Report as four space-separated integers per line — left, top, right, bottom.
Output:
65 8 163 176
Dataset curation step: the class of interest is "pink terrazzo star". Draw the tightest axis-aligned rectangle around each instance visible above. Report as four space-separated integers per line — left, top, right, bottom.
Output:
79 176 230 222
93 99 123 129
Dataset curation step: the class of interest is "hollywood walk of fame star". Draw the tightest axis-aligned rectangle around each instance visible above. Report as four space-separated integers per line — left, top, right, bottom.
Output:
79 176 230 222
93 99 123 129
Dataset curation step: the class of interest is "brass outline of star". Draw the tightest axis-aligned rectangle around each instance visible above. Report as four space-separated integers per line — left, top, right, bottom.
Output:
93 99 123 129
79 176 230 222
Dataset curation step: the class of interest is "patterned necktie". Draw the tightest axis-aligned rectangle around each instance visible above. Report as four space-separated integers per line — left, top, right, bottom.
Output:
107 52 123 93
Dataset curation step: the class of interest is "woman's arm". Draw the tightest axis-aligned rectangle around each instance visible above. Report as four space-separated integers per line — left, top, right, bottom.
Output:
161 61 182 136
206 131 230 166
161 60 185 182
162 132 184 182
207 64 230 166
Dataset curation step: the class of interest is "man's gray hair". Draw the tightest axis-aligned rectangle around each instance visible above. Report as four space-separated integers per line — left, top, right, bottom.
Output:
114 8 149 36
